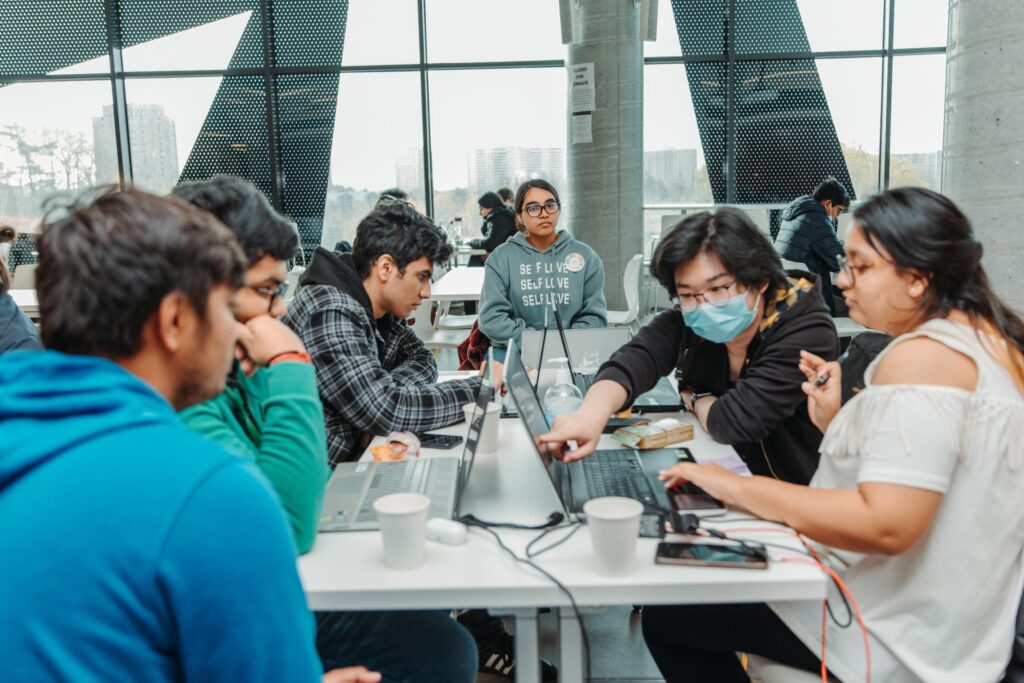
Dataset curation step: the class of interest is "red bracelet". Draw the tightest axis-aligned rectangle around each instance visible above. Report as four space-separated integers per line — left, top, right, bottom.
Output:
268 351 312 366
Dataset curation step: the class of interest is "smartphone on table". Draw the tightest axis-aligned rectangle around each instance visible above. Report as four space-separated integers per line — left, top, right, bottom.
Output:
417 432 464 450
655 541 768 569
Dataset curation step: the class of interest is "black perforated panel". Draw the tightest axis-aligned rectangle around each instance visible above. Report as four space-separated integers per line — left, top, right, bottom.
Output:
0 0 107 77
671 0 855 203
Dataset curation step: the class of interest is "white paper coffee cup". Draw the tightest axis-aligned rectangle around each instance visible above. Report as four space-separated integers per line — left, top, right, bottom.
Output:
374 492 431 570
463 401 501 453
583 497 644 576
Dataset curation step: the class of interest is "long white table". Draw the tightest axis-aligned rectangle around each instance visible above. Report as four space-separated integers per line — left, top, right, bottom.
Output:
10 288 38 318
300 398 825 682
431 266 486 302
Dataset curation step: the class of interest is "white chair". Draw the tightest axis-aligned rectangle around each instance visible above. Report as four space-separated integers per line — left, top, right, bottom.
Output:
608 254 643 333
434 301 478 330
283 265 305 303
11 263 36 290
746 654 829 683
407 305 466 356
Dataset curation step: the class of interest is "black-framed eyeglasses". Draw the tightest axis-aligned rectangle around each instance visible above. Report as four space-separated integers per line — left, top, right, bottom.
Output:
675 280 739 312
248 281 288 312
522 200 560 218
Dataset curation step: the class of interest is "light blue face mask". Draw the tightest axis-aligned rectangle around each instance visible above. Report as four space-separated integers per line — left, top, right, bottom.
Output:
681 292 758 343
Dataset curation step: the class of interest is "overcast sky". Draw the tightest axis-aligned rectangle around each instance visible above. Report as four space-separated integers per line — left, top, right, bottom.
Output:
0 0 948 192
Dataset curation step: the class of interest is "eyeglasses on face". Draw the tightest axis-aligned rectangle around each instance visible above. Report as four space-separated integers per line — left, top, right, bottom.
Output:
836 255 879 286
676 280 739 312
247 281 288 312
522 200 560 218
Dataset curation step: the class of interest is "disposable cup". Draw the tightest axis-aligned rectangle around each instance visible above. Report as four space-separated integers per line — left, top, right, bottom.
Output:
463 401 502 453
583 497 644 576
374 492 431 570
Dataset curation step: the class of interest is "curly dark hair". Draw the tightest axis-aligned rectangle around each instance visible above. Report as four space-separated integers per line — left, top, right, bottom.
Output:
352 202 452 278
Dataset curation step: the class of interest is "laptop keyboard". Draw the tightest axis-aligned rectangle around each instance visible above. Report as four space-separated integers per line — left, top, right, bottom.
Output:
581 451 658 508
353 458 458 524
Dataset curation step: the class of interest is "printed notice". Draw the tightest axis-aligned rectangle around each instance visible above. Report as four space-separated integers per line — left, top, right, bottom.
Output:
571 113 592 144
570 62 595 113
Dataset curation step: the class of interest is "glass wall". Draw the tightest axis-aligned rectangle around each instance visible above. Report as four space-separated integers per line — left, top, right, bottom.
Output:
0 0 948 260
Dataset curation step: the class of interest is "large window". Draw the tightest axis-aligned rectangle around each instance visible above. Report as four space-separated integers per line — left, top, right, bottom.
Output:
429 67 567 229
1 0 948 255
323 71 424 249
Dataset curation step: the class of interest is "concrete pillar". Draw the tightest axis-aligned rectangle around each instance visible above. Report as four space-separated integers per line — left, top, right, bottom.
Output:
943 0 1024 313
566 0 644 310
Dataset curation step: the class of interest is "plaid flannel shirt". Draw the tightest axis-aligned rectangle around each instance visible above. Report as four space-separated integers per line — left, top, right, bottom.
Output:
284 284 481 467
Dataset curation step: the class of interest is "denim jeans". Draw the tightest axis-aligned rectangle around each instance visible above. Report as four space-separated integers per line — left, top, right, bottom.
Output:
315 610 477 683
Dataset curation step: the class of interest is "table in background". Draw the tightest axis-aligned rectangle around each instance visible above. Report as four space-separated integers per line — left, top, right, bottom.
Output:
10 288 38 319
299 404 825 683
455 246 487 267
431 266 486 302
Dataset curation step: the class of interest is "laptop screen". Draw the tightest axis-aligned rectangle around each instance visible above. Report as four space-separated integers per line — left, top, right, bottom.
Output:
454 378 492 515
504 340 571 511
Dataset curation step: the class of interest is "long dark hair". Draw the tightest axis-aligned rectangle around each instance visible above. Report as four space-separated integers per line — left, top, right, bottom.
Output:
652 208 788 300
854 187 1024 383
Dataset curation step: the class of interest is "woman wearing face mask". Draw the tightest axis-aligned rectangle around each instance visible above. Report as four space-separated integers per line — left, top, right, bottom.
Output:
542 208 839 484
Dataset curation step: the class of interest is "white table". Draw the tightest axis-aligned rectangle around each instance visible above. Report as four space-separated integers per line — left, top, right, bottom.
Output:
455 246 487 266
299 407 825 683
10 288 38 318
430 266 486 302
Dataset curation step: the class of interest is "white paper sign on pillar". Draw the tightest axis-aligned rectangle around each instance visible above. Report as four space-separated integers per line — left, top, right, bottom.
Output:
570 62 595 144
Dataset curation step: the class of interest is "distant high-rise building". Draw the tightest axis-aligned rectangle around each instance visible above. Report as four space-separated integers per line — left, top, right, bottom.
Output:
644 148 698 202
92 104 179 193
469 147 565 192
394 148 424 194
892 151 942 190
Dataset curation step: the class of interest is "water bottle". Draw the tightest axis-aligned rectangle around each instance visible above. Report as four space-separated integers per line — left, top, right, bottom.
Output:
452 217 463 244
543 357 583 424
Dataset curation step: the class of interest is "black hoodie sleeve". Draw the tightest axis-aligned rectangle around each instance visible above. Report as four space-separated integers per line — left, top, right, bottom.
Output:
705 304 839 444
479 212 516 253
595 309 684 409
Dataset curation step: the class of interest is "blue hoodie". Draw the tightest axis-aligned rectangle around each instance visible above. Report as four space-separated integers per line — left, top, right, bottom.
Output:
0 351 321 683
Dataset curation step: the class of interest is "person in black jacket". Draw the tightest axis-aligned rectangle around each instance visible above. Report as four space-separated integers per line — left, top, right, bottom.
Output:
774 177 850 315
465 191 517 314
468 191 516 266
542 208 839 485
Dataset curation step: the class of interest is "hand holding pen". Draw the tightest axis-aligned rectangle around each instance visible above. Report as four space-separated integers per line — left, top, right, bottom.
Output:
799 350 842 434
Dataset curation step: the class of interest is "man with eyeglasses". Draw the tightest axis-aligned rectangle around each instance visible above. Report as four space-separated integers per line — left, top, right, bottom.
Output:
774 177 851 316
173 176 478 683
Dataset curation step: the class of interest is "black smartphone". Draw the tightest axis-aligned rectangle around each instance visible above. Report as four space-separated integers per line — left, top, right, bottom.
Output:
417 433 464 450
601 416 646 433
655 541 768 569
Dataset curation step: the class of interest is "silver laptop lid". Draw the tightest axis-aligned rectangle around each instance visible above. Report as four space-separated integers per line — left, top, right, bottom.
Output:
519 326 630 373
454 377 492 516
504 339 571 515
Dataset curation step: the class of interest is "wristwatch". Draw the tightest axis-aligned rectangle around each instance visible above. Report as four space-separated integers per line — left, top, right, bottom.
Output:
688 391 714 413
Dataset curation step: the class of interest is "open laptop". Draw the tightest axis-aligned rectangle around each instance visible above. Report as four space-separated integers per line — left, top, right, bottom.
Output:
319 379 490 531
504 340 723 528
543 307 685 413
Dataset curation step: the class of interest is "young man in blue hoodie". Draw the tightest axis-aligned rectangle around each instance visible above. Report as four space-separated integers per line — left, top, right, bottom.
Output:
0 188 379 683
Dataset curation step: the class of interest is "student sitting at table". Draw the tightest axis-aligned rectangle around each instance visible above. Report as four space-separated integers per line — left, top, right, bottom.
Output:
284 201 481 466
642 188 1024 682
543 208 839 484
479 178 607 371
0 187 377 682
174 176 476 683
0 250 41 353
